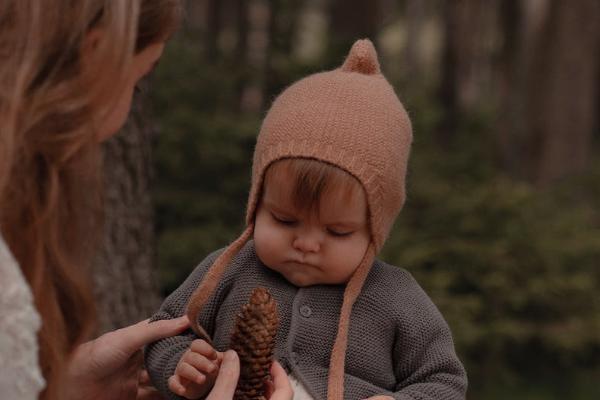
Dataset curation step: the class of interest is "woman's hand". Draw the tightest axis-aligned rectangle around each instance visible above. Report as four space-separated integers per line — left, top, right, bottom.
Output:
65 316 189 400
265 360 294 400
205 352 293 400
204 350 239 400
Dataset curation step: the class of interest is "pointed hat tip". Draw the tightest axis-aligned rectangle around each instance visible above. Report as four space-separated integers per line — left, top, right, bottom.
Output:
341 39 380 75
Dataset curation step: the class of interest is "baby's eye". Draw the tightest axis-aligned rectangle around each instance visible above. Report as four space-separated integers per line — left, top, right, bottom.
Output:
271 213 297 226
327 228 353 237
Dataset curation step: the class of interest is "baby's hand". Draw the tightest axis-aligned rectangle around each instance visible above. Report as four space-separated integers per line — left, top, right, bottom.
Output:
168 339 223 399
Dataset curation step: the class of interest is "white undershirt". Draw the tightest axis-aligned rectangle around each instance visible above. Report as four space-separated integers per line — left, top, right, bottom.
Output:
288 374 315 400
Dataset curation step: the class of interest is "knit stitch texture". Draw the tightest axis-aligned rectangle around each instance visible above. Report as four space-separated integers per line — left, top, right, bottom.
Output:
145 242 467 400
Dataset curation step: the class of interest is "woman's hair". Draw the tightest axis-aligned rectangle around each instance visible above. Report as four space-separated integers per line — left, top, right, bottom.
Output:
0 1 181 399
263 158 365 216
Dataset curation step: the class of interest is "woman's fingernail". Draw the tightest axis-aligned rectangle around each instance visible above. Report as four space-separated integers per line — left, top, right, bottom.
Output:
224 350 238 362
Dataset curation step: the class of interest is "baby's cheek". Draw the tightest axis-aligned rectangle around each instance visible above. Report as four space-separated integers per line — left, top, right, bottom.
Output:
254 229 276 263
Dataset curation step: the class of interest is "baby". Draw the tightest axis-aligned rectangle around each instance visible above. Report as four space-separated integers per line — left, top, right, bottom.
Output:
145 39 467 400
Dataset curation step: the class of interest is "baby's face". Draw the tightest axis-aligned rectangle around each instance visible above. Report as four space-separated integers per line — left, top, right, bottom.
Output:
254 169 370 287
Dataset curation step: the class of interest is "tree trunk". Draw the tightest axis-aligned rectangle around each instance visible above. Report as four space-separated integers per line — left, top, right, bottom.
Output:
496 0 526 178
404 0 427 86
438 0 498 147
239 0 271 113
92 97 161 334
328 0 381 66
233 0 250 112
206 0 223 62
496 0 600 185
528 0 600 186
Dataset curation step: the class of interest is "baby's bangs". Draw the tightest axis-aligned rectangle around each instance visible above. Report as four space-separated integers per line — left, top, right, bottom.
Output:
266 158 361 216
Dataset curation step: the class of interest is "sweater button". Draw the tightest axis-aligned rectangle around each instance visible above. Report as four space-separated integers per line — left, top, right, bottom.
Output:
300 305 312 318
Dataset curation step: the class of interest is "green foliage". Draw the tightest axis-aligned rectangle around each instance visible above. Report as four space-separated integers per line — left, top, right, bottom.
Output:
150 39 261 292
381 115 600 392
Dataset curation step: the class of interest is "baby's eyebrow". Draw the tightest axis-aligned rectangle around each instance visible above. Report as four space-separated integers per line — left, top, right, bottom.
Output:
263 199 296 214
326 221 364 230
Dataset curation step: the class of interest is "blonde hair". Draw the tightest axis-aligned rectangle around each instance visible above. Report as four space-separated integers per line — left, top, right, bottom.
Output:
0 1 181 399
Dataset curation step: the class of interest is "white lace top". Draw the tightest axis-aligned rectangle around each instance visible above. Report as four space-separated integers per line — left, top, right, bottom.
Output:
0 234 45 399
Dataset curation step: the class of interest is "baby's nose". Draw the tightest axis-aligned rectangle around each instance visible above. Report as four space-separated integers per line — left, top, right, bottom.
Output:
292 231 321 253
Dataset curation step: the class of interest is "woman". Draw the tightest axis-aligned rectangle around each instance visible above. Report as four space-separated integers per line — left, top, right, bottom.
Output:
0 1 292 399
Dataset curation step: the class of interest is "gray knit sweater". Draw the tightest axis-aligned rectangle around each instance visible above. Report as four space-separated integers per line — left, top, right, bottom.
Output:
144 241 467 400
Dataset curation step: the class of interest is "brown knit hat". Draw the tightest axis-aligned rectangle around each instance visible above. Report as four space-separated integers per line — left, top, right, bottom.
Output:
187 39 412 400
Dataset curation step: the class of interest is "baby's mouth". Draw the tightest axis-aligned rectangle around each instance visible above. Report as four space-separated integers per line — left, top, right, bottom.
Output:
287 259 319 269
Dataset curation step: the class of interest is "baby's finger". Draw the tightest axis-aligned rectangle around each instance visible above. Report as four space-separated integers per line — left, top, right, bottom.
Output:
139 369 151 386
176 362 206 385
137 385 165 400
168 375 187 396
206 350 240 400
184 351 218 374
190 339 218 360
215 351 224 365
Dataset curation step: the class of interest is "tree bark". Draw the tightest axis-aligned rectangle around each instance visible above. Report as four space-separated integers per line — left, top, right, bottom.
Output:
438 0 498 147
206 0 224 62
238 0 271 113
328 0 381 66
497 0 600 185
404 0 427 85
233 0 250 112
257 0 306 109
528 0 600 186
496 0 526 178
92 97 161 334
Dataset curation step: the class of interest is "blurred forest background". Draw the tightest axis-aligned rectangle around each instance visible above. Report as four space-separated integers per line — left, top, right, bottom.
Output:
96 0 599 399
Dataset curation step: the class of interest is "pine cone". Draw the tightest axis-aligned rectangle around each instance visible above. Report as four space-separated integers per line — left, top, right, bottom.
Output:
230 287 279 400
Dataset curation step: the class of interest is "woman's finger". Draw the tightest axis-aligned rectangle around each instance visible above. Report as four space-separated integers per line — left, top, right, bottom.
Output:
139 369 151 386
137 385 165 400
269 361 293 400
116 316 190 355
206 350 240 400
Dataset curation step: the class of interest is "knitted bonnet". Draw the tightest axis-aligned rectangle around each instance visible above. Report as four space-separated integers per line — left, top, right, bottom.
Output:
186 39 412 399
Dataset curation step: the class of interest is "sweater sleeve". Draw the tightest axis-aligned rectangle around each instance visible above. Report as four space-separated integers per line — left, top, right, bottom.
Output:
389 281 467 400
144 249 225 400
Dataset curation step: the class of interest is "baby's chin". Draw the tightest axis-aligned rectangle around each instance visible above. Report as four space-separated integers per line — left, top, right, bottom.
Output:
264 265 316 287
278 271 312 287
285 275 315 287
274 268 346 288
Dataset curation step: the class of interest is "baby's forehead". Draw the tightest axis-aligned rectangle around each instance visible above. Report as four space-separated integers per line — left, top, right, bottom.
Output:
262 177 367 220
